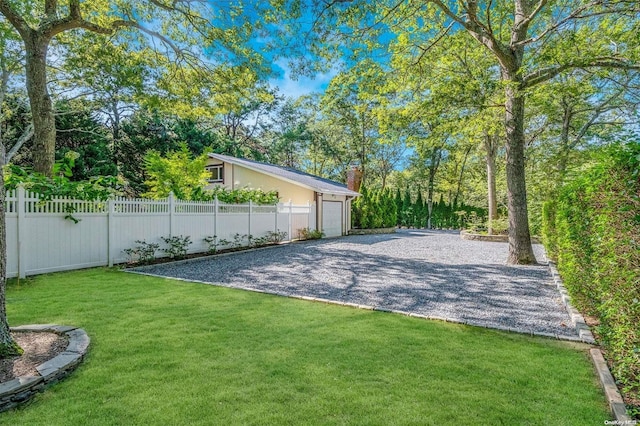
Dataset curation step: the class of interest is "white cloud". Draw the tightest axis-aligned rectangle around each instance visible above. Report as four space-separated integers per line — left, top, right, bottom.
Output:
269 60 339 99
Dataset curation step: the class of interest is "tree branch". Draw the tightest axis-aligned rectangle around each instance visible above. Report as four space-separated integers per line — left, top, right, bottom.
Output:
514 1 597 47
5 123 33 163
524 59 640 88
430 0 512 69
413 22 454 66
514 0 547 32
0 0 32 37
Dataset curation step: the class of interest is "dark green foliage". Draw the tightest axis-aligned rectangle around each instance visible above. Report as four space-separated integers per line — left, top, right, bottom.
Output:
394 188 403 226
352 185 397 229
414 191 425 228
544 142 640 404
401 189 413 227
55 100 117 180
118 109 233 195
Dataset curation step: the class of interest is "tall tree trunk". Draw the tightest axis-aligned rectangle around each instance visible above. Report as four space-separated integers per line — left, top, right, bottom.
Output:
504 75 536 264
426 147 441 228
453 146 472 207
25 34 55 177
556 101 572 183
484 133 498 235
0 154 22 357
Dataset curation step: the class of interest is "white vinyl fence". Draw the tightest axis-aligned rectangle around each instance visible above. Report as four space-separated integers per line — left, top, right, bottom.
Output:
5 186 315 278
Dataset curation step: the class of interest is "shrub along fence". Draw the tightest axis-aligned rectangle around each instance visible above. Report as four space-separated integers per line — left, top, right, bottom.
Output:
5 186 314 278
542 143 639 409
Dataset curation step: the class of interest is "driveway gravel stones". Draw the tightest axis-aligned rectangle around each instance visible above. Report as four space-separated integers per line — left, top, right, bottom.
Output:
132 229 578 340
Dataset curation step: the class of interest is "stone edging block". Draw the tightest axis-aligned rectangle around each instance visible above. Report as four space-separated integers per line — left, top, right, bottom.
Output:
591 348 635 423
544 259 634 422
0 325 90 413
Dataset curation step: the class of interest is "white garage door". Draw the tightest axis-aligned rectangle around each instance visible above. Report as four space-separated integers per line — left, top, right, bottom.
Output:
322 201 343 237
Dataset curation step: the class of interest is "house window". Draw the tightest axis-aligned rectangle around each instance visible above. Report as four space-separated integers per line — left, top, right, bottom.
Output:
206 164 224 183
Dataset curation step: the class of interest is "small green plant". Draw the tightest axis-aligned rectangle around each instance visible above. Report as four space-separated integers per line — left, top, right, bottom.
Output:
298 228 323 240
160 235 192 259
123 240 160 264
203 235 219 253
265 230 287 244
232 233 247 249
487 217 509 235
249 234 268 248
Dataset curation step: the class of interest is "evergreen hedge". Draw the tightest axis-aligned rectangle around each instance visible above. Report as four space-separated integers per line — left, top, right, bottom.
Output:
351 186 397 229
353 186 485 230
543 143 640 405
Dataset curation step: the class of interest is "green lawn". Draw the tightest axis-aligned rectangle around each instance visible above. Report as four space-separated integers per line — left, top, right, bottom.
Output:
2 268 609 425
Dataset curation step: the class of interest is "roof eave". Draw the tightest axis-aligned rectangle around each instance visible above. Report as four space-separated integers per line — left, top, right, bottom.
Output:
208 153 358 196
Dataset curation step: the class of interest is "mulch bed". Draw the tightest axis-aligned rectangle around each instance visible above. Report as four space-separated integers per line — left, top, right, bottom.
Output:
0 332 69 383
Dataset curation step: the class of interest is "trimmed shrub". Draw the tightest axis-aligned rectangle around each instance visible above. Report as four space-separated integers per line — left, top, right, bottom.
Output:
544 142 640 405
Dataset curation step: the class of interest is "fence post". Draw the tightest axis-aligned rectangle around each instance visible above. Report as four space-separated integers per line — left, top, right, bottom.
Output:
214 196 218 241
17 185 26 279
274 202 279 234
107 198 115 267
248 200 253 239
168 192 175 237
288 200 293 242
307 201 311 233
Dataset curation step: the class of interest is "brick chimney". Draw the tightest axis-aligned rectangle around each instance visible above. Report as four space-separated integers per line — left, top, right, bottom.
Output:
347 165 362 192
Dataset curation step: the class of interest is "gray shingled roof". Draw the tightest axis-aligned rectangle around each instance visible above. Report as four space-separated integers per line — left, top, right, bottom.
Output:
208 153 360 197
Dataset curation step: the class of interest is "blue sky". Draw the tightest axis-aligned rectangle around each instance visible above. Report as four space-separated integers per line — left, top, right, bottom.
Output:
268 59 339 98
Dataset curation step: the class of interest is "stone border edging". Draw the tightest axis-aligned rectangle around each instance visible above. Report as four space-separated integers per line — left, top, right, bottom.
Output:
546 261 595 344
0 325 90 412
590 348 635 423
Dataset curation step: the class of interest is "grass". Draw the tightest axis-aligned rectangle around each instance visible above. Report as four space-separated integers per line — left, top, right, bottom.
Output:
2 268 609 425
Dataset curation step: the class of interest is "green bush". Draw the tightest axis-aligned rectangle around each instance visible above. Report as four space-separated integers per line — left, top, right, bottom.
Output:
541 200 558 260
544 142 640 405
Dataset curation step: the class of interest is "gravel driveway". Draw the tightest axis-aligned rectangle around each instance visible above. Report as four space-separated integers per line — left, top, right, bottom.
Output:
131 229 578 339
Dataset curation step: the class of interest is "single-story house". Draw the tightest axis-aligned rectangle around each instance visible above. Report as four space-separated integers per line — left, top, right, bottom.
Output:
205 153 360 237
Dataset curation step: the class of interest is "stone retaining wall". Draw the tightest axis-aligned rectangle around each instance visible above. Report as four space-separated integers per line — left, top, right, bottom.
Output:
0 325 89 412
460 230 541 244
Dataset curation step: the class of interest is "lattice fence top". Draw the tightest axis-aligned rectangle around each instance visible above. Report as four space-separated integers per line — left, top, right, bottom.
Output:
5 189 294 215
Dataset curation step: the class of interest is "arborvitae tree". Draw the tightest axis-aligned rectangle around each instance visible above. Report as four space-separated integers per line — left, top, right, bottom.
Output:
402 189 413 227
352 185 367 228
384 188 397 227
395 188 403 226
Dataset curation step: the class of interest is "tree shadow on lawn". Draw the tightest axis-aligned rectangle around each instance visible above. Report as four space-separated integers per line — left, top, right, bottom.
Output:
135 235 575 339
